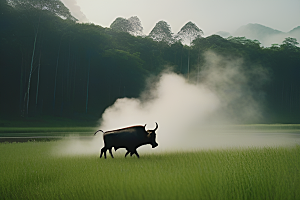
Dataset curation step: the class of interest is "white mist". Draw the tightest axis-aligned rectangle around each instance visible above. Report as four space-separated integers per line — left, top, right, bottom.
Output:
54 51 298 156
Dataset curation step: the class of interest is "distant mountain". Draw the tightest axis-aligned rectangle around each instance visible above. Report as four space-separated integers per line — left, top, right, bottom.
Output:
230 23 300 47
234 23 282 37
289 26 300 38
216 31 231 38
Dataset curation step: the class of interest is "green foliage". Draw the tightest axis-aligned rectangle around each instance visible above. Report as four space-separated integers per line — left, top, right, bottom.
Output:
110 16 143 36
110 17 133 33
127 16 143 36
176 21 203 45
281 37 300 50
149 20 174 44
227 36 261 47
6 0 77 21
0 142 299 199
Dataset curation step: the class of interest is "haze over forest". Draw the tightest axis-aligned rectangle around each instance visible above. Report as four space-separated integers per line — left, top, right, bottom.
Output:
1 0 300 125
61 0 300 35
61 0 300 47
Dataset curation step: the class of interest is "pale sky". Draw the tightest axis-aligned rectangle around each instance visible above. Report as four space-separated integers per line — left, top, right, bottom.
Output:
62 0 300 36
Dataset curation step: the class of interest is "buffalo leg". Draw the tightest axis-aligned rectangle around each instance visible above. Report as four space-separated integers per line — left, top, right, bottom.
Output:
109 148 114 158
100 147 107 159
125 151 130 157
129 150 139 158
134 150 140 158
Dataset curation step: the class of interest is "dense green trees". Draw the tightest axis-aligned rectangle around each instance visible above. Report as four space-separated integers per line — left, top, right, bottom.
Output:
176 21 203 45
149 21 174 44
110 16 143 36
0 0 162 119
261 38 300 123
1 0 299 123
191 35 300 123
7 0 77 21
110 17 133 33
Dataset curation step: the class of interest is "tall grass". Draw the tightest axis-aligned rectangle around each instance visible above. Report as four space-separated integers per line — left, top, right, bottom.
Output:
0 142 299 200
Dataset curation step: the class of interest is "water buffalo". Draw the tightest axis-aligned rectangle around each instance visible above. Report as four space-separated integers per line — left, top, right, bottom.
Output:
94 123 159 158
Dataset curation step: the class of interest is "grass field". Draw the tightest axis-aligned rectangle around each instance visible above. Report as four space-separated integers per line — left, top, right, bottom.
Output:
0 127 96 137
1 141 299 200
1 124 300 137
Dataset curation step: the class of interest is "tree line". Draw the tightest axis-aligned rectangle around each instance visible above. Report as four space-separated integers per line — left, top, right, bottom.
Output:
1 0 300 123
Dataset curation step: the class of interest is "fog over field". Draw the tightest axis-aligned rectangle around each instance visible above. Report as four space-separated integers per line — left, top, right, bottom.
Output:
56 51 299 156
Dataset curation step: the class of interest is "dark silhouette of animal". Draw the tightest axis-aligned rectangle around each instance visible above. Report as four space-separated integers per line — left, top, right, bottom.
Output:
94 123 159 158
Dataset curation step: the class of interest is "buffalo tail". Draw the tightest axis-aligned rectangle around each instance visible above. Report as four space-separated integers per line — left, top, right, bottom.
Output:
94 130 104 136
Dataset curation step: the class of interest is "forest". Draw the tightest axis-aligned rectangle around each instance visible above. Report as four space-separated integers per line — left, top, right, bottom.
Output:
1 0 300 124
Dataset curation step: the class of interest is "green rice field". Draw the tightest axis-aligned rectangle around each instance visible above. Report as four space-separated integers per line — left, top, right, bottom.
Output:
1 140 299 200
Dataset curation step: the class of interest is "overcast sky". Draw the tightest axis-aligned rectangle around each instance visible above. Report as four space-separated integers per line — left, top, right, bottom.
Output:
61 0 300 36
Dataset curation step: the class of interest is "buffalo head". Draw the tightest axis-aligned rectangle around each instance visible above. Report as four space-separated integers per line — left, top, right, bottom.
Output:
145 122 159 148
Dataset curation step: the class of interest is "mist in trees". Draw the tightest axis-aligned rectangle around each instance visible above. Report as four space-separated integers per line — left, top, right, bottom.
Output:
149 21 174 44
176 21 204 45
7 0 77 21
110 16 143 36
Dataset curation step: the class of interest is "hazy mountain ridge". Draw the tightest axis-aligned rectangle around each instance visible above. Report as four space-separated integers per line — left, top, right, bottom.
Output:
290 26 300 33
110 17 204 45
230 23 300 47
235 23 282 36
109 15 298 47
289 26 300 37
